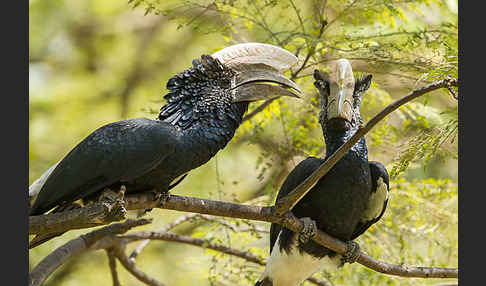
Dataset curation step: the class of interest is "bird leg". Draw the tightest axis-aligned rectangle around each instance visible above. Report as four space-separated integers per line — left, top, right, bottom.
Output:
99 185 127 222
136 190 170 218
341 241 361 264
152 190 170 206
298 217 318 245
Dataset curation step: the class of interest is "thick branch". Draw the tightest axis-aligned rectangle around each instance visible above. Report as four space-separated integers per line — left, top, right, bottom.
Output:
29 219 151 286
29 189 127 235
274 77 458 214
126 193 277 222
29 202 124 235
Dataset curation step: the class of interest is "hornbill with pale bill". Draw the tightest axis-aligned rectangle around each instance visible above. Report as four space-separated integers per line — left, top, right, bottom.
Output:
255 59 389 286
29 43 302 247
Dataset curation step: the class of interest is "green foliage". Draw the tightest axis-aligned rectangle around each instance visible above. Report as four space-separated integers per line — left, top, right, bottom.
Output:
29 0 457 285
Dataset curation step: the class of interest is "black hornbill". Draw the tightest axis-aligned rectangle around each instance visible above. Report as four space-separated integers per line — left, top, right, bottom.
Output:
255 59 389 286
29 43 302 243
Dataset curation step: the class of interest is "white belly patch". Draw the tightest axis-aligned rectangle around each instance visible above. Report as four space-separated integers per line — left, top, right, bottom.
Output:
259 233 341 286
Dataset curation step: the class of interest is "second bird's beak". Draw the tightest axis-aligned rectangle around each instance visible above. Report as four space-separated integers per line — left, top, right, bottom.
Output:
211 42 302 103
327 59 355 122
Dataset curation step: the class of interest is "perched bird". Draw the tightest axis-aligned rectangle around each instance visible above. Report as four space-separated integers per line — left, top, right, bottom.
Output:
29 43 301 236
255 59 389 286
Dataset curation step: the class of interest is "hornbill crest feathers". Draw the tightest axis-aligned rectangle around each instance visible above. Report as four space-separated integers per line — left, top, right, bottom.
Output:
159 43 301 130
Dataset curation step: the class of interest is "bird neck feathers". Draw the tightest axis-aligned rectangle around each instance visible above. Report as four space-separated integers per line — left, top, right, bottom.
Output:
158 56 250 152
323 128 368 161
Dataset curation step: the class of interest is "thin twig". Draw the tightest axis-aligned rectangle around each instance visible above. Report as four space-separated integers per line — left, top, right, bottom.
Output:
106 249 121 286
242 98 278 122
242 18 327 123
113 244 166 286
129 211 267 262
123 231 264 265
129 213 199 262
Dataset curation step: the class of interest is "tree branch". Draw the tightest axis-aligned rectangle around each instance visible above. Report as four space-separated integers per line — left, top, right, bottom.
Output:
129 212 268 262
106 249 121 286
29 219 151 286
113 243 166 286
129 213 199 262
242 14 327 123
29 188 127 235
123 231 264 265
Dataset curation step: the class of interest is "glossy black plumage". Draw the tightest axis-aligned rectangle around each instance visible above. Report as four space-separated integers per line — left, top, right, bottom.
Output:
270 131 371 259
30 56 250 216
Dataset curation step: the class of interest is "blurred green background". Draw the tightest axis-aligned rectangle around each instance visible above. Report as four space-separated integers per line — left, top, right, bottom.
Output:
29 0 458 285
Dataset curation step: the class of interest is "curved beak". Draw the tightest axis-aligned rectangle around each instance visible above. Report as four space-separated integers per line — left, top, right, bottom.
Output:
211 42 302 103
230 64 301 102
327 59 355 122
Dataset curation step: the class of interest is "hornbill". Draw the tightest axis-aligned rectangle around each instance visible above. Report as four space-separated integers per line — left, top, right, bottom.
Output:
29 43 302 246
255 59 389 286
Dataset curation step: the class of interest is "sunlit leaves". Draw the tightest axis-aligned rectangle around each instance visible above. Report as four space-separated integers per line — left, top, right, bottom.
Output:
390 118 457 178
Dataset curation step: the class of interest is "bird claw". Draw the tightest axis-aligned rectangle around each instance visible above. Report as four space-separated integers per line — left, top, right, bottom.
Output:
298 217 317 245
99 185 127 222
153 191 170 206
136 190 170 218
99 185 125 203
341 241 361 264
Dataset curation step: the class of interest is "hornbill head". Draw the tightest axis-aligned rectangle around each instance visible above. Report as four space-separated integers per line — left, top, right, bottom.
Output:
159 43 301 130
313 59 372 132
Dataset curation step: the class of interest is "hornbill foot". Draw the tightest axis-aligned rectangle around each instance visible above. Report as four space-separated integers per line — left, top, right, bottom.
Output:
99 186 127 222
137 191 170 217
153 191 170 206
341 241 361 264
99 185 126 203
298 217 317 244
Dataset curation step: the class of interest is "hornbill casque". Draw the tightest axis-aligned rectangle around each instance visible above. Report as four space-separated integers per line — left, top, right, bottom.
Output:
255 59 390 286
28 43 302 247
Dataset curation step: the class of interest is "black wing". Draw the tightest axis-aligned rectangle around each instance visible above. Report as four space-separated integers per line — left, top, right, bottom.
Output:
269 157 324 253
350 161 389 240
30 118 179 215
